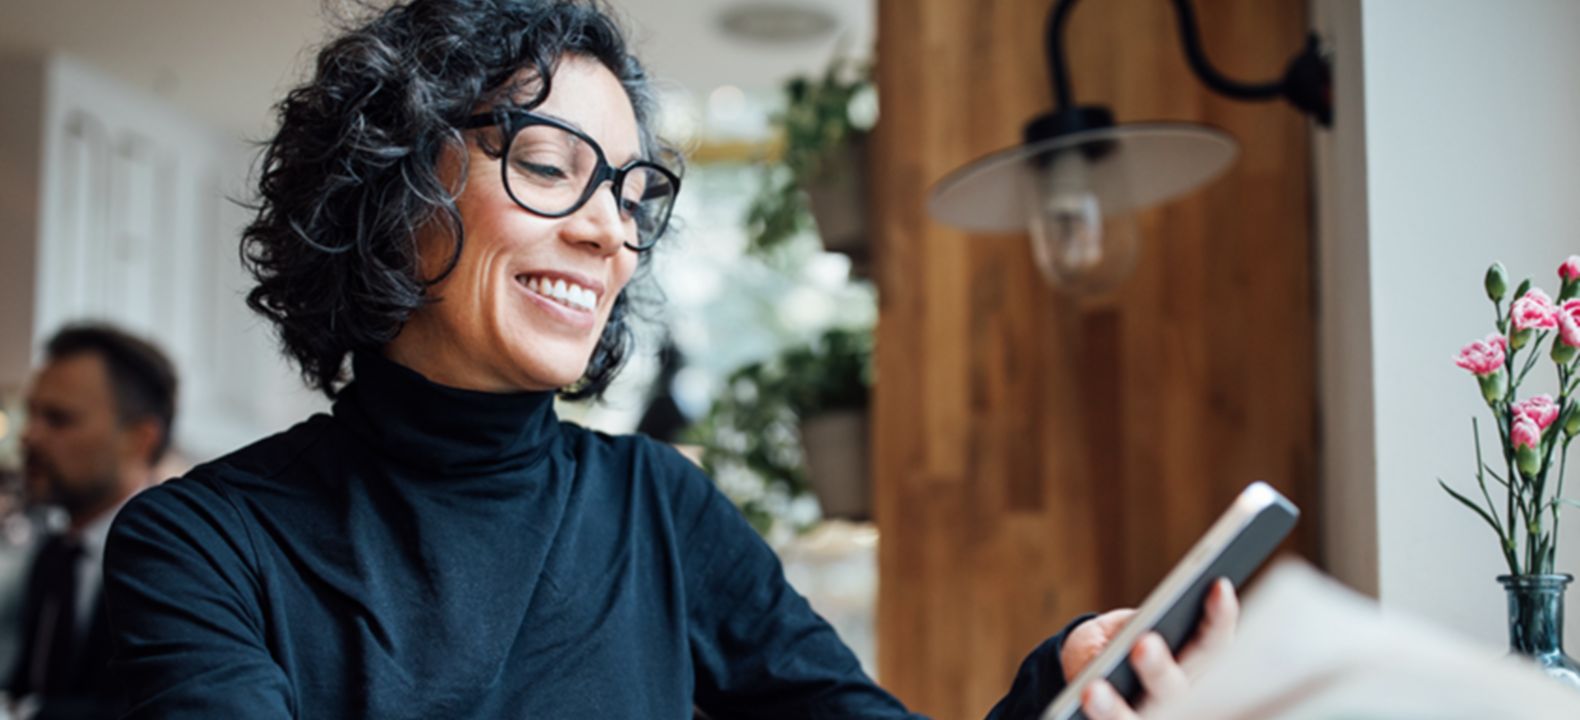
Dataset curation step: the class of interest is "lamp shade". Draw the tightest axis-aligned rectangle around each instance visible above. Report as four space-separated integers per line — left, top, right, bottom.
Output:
926 122 1239 232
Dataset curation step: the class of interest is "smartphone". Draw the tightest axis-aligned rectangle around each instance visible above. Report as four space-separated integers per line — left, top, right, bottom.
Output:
1040 481 1300 720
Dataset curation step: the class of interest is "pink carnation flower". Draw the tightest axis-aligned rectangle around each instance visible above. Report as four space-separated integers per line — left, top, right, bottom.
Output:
1513 416 1543 451
1454 333 1507 376
1560 299 1580 348
1512 289 1559 331
1562 256 1580 282
1514 394 1560 430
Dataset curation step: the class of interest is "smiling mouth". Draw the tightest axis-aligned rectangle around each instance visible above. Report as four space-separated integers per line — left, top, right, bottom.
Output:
516 274 598 312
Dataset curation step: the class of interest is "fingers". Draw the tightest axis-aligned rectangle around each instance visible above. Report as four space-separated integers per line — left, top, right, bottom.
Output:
1060 609 1138 683
1082 633 1188 720
1133 631 1190 701
1180 578 1240 673
1081 680 1140 720
1204 578 1240 640
1079 579 1241 719
1086 608 1139 638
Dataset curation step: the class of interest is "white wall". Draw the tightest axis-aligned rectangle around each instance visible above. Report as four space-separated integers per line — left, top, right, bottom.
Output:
1319 0 1580 651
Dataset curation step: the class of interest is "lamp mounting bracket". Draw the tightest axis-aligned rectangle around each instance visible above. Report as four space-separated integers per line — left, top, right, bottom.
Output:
1032 0 1332 144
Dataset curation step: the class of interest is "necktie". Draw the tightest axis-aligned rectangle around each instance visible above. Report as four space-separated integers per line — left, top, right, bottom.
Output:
28 534 84 695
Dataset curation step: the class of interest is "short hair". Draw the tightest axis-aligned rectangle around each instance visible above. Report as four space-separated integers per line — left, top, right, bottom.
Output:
241 0 676 400
44 324 178 466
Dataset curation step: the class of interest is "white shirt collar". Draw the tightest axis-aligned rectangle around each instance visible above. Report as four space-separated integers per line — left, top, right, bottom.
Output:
71 491 136 561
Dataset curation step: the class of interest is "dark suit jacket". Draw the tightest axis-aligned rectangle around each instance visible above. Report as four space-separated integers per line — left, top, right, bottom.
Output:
8 538 116 720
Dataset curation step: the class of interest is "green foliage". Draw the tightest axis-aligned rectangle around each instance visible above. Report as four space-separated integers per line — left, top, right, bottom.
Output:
744 57 875 259
685 327 874 534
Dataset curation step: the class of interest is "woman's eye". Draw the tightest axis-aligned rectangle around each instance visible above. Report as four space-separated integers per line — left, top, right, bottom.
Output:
620 198 643 219
515 159 568 180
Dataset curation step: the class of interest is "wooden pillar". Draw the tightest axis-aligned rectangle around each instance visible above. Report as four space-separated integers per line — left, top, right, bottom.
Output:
870 0 1316 716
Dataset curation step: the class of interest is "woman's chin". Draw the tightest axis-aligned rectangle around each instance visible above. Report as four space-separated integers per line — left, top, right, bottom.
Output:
499 348 589 392
490 313 601 392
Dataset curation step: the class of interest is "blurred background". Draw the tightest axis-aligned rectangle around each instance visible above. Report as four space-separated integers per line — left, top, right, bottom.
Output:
3 0 1580 717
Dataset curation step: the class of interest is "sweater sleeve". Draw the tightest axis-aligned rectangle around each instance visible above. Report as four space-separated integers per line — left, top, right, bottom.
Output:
983 613 1096 720
656 444 920 718
655 442 1092 720
102 477 294 719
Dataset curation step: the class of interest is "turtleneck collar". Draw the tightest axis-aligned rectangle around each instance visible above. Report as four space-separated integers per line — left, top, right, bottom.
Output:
332 352 561 477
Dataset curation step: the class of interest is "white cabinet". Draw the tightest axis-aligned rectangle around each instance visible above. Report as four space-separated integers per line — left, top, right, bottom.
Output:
33 58 213 370
0 54 324 464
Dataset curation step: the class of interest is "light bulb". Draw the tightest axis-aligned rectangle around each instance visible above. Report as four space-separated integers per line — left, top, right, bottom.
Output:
1023 151 1139 295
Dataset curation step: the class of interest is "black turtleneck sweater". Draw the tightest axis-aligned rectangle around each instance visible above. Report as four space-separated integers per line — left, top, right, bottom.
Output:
103 353 1077 719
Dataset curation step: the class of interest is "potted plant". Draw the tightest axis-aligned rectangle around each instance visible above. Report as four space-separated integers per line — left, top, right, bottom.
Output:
744 56 877 272
685 327 874 534
1445 257 1580 689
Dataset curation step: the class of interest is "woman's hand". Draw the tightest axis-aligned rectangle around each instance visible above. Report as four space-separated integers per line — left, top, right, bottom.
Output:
1057 578 1239 720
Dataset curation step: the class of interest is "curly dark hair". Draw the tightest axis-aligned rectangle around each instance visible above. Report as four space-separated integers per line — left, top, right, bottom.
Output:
242 0 674 400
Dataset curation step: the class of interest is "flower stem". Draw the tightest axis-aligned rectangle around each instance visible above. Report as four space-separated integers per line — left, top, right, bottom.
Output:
1515 331 1549 388
1553 439 1569 572
1474 419 1520 573
1494 405 1525 572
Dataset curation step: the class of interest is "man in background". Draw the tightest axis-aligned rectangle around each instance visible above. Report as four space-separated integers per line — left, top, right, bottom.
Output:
10 324 177 718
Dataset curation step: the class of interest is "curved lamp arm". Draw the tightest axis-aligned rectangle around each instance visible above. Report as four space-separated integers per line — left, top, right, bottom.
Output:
1045 0 1332 126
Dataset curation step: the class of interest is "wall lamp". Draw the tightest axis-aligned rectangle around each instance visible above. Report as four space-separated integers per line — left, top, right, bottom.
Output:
925 0 1332 295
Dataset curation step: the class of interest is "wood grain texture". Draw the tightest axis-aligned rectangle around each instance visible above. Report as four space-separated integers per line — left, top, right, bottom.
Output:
871 0 1317 716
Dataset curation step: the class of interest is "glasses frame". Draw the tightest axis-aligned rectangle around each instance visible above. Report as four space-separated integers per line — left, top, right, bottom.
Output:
461 108 680 252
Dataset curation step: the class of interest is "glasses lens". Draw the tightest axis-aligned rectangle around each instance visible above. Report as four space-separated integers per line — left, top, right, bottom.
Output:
505 123 598 215
619 165 678 249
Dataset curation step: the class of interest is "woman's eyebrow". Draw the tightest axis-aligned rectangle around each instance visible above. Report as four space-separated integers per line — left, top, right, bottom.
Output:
537 110 642 166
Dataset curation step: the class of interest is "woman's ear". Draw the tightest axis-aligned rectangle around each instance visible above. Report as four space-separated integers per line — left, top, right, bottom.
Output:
412 138 471 286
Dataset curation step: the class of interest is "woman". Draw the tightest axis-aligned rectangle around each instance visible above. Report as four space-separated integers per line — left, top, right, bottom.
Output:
102 1 1234 718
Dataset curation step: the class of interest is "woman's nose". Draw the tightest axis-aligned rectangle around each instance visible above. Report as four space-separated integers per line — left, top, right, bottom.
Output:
560 183 625 254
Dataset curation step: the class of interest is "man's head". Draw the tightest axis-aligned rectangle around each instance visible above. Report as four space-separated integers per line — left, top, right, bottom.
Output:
21 324 177 523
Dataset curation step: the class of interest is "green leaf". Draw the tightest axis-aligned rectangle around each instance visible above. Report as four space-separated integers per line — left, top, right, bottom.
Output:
1439 479 1504 534
685 326 873 536
744 54 874 258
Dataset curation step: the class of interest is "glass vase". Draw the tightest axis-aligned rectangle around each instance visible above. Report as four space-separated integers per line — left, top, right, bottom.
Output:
1499 573 1580 690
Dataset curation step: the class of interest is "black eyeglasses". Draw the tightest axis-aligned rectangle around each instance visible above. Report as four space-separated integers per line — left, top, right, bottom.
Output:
461 109 680 251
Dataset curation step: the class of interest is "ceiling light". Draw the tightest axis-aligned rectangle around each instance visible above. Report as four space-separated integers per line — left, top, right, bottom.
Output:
718 2 838 44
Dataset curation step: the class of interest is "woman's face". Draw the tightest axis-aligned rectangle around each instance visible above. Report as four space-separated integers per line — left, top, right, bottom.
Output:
388 55 644 392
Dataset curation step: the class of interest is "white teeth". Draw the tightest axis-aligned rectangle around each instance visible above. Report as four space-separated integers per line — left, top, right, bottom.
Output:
520 274 597 312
